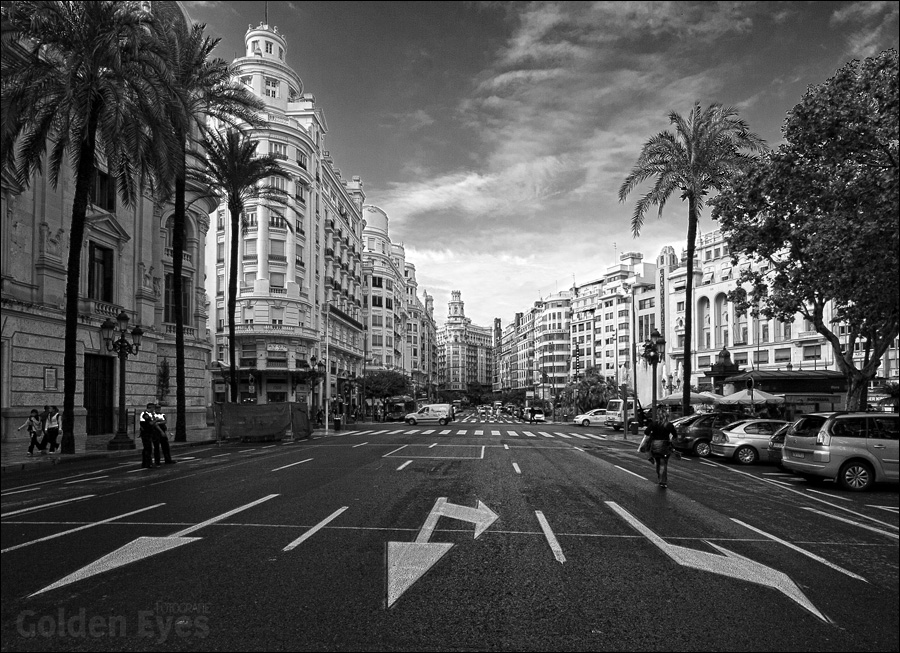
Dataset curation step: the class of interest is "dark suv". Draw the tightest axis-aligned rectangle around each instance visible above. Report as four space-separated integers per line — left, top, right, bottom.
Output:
672 411 743 457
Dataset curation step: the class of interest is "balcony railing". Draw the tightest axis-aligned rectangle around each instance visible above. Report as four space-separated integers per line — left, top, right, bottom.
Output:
270 287 287 294
268 254 287 262
164 248 193 264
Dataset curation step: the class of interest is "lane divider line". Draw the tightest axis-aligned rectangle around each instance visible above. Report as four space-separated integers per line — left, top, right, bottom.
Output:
283 507 349 551
397 460 413 471
2 495 95 518
272 458 313 472
535 510 566 563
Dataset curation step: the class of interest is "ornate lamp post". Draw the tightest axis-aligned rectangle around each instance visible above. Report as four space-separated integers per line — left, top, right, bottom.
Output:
101 311 144 450
641 328 666 418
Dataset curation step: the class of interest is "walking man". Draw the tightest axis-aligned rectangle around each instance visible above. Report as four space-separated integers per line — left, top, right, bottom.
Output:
151 404 175 465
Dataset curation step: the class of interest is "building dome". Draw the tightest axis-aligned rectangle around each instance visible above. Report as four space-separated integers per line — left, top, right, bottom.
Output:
363 205 389 235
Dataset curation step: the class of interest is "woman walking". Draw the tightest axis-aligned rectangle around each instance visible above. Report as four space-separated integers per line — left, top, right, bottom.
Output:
644 408 678 488
17 409 45 456
41 406 61 453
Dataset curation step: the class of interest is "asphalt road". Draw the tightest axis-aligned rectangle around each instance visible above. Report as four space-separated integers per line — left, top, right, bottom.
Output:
2 418 898 651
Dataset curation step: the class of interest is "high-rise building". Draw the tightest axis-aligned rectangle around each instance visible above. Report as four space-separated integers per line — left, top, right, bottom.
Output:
437 291 493 393
207 21 366 412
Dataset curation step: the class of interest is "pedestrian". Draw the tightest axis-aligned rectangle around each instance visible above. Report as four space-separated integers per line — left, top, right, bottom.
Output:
151 404 175 465
139 402 159 469
17 409 46 456
529 406 535 424
644 407 678 488
40 405 61 453
316 407 324 427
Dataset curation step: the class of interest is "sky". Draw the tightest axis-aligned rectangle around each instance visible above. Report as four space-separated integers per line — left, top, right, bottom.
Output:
183 1 899 329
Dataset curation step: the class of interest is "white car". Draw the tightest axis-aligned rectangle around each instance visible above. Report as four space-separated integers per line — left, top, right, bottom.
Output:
573 408 607 427
529 408 545 423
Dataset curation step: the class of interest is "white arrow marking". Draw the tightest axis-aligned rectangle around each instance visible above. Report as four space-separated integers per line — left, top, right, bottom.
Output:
30 495 278 596
606 502 829 623
387 497 498 608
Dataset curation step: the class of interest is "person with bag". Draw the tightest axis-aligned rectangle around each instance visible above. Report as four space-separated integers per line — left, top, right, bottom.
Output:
40 406 61 453
644 407 678 488
17 409 46 456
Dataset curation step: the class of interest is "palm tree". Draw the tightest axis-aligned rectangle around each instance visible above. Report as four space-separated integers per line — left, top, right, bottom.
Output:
155 17 264 441
619 103 765 418
190 128 289 402
1 1 175 451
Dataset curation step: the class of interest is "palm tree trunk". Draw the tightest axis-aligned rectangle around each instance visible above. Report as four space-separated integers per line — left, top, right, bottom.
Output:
682 194 698 417
172 144 187 440
61 105 100 453
227 205 240 403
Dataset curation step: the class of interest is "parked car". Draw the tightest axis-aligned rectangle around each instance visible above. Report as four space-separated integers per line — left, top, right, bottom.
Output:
782 412 899 491
672 411 743 457
767 423 790 467
710 419 790 464
531 408 546 423
405 404 454 426
573 408 607 427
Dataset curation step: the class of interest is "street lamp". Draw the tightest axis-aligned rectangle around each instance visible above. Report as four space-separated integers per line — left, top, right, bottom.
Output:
641 328 666 419
101 310 144 450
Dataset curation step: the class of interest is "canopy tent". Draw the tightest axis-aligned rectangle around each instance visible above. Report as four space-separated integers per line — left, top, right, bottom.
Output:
658 392 719 406
719 388 785 405
699 391 725 402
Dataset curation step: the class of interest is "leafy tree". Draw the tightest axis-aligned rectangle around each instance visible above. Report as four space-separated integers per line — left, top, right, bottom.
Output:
190 128 289 402
713 49 899 411
363 371 411 404
156 16 263 440
2 1 174 451
619 103 765 418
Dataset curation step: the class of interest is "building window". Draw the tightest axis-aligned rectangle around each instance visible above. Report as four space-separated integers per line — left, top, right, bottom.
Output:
164 274 191 323
775 348 791 363
803 345 822 361
753 350 769 364
264 76 279 98
92 169 116 212
87 242 114 302
265 41 273 54
271 307 284 325
269 142 288 160
270 272 285 288
244 239 257 259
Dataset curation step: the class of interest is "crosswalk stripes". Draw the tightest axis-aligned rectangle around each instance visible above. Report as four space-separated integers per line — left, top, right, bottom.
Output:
506 431 519 437
522 431 537 437
475 430 483 435
581 433 606 440
329 427 616 441
491 430 500 436
538 432 555 439
422 429 435 434
440 430 451 435
567 433 590 440
554 432 572 439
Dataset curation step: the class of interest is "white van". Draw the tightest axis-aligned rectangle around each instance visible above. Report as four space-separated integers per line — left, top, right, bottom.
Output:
405 404 453 426
605 398 636 430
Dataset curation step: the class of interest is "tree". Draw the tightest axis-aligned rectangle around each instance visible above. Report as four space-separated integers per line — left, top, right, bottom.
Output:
713 50 899 411
2 1 175 451
190 128 289 402
619 103 765 417
156 17 263 440
363 371 411 406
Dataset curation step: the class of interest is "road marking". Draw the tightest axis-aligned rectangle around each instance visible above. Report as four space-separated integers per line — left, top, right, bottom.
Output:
31 495 279 596
406 430 420 434
64 476 109 484
1 504 165 554
568 433 589 439
614 465 647 480
262 444 277 449
388 429 405 434
383 445 409 457
352 442 368 448
429 443 438 448
523 431 536 438
397 460 413 471
272 458 313 472
439 430 451 435
573 446 585 452
535 511 566 563
355 430 373 435
867 505 899 513
582 434 606 440
492 430 500 436
700 461 718 467
387 498 498 608
805 489 852 501
506 431 519 437
731 519 867 582
513 463 521 474
801 507 899 540
712 461 900 531
212 453 231 457
283 507 349 551
422 430 435 434
475 430 484 435
504 444 509 450
1 495 95 518
456 430 467 435
607 502 828 623
242 449 257 453
554 432 572 439
538 432 554 439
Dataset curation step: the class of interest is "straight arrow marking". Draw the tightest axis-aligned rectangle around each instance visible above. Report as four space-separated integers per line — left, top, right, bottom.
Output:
606 502 829 623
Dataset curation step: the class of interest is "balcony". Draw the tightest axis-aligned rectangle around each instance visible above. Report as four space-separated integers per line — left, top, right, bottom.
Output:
325 219 335 232
270 287 287 295
295 257 305 267
266 358 288 368
164 248 193 264
268 254 287 264
165 323 196 337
